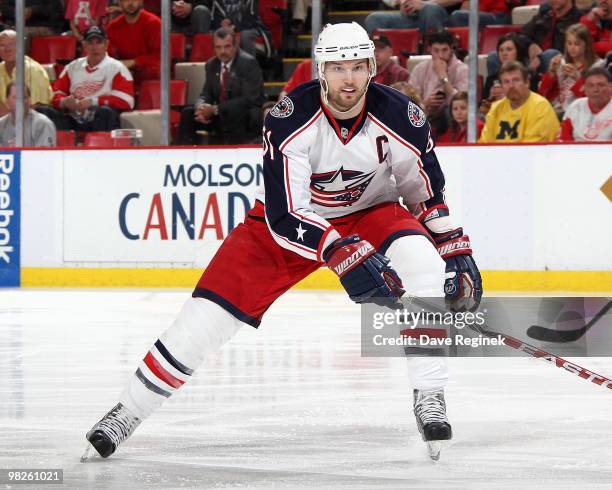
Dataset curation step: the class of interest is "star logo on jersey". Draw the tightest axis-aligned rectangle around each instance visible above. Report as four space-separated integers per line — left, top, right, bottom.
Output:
295 223 307 241
310 166 376 207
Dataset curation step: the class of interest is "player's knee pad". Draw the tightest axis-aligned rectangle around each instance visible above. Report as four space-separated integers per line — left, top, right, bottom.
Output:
159 297 242 368
385 235 446 297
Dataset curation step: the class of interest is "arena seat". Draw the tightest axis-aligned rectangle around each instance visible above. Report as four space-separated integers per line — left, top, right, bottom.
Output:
30 36 77 64
120 110 164 146
175 62 207 105
373 28 420 63
406 55 431 73
447 27 469 51
512 5 540 25
56 130 76 147
84 131 114 147
137 80 188 110
190 33 215 62
171 32 187 62
479 25 521 54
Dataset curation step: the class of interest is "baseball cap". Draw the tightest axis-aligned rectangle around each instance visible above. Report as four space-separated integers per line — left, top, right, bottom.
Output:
372 34 391 48
84 26 107 41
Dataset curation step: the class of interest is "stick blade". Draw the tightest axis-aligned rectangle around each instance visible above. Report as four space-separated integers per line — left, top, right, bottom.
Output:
526 325 585 343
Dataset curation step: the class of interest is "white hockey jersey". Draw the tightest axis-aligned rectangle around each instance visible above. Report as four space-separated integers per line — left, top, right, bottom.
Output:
53 54 135 115
261 80 446 261
562 97 612 141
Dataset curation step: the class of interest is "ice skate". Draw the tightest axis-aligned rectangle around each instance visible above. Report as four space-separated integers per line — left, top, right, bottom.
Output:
81 403 141 461
413 389 452 461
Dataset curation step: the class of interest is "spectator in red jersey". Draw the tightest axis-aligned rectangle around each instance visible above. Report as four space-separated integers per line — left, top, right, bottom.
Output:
539 23 604 116
371 34 409 86
558 66 612 140
437 91 483 142
65 0 108 41
581 0 612 57
38 26 134 132
106 0 161 83
448 0 512 28
278 59 313 100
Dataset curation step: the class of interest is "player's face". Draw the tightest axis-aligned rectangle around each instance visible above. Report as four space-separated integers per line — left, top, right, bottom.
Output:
451 99 468 125
430 43 452 63
0 35 16 63
498 40 517 64
213 35 237 64
500 69 530 103
584 74 611 106
565 34 585 61
119 0 142 16
323 59 370 111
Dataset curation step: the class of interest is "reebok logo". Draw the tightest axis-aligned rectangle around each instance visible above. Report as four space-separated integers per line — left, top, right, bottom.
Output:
0 155 15 264
333 242 374 275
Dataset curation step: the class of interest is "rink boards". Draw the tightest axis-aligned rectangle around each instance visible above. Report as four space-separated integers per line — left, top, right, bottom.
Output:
1 143 611 291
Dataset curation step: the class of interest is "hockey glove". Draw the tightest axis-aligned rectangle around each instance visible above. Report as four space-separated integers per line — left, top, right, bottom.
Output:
324 234 405 308
432 228 483 312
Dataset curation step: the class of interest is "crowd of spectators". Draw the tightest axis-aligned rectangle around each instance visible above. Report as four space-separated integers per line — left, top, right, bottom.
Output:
0 0 609 147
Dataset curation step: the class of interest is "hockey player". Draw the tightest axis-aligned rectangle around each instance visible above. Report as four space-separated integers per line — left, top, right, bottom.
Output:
83 22 482 462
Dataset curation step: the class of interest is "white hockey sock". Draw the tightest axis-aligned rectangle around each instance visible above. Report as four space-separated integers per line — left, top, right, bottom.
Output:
119 298 242 419
386 235 449 391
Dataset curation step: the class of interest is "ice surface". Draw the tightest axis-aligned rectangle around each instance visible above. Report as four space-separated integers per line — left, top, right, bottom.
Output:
1 290 611 489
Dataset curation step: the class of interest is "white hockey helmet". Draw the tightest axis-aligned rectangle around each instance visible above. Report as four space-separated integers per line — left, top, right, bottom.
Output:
314 23 376 102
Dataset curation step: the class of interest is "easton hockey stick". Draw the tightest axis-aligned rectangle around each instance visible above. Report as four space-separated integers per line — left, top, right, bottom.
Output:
407 297 612 391
526 300 611 343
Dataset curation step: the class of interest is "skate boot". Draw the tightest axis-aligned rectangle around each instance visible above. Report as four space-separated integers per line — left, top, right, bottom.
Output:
413 389 452 461
81 403 141 461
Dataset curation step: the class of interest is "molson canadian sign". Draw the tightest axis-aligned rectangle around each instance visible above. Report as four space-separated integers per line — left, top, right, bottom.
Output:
63 148 262 265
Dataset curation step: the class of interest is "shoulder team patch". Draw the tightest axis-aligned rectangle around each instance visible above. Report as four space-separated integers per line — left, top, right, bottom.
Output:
271 97 294 118
407 101 426 127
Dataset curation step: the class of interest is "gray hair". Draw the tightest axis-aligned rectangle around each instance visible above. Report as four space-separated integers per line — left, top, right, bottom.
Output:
0 29 17 41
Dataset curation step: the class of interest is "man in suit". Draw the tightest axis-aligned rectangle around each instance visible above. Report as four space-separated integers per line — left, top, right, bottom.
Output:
177 26 264 144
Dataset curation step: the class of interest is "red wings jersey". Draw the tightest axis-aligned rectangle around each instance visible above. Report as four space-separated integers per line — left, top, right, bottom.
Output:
52 54 135 110
562 97 612 141
260 80 446 262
